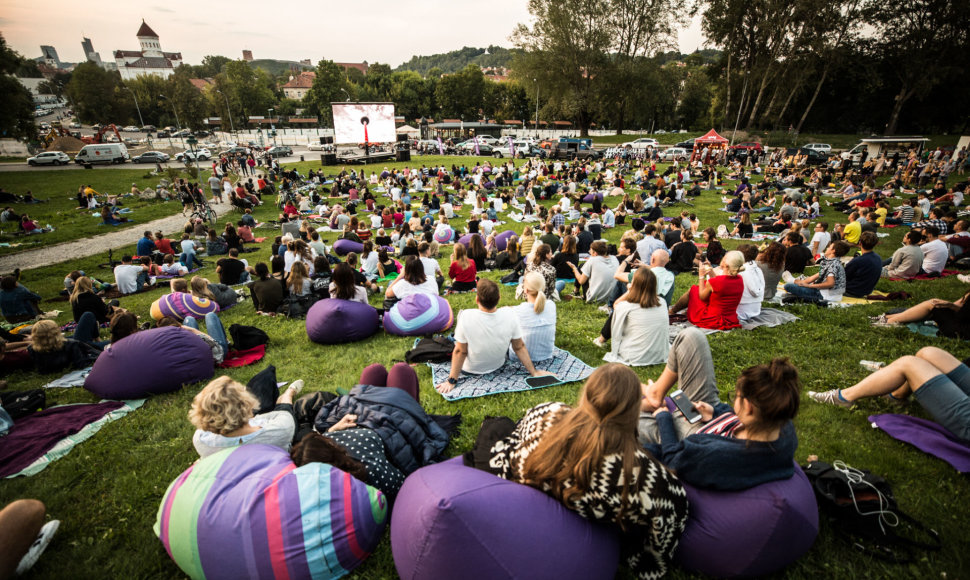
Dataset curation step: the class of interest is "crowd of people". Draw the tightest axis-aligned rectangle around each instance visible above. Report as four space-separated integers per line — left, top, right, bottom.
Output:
2 143 969 578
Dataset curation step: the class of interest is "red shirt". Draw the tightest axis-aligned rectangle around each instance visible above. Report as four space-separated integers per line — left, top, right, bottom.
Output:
687 275 744 330
382 214 393 228
156 238 175 255
448 260 477 283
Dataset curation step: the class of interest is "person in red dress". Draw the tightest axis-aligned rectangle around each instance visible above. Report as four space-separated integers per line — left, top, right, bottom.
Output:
669 250 745 330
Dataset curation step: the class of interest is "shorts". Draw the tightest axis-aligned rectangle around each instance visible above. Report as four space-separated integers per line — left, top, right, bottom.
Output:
914 363 970 442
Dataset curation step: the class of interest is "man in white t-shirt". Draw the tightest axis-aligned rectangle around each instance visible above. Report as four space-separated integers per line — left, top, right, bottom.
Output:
436 279 553 394
919 226 948 275
113 255 149 295
569 241 620 303
809 221 831 256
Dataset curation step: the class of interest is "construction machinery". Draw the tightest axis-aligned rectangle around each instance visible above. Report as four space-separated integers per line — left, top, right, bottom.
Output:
81 124 124 145
40 122 74 148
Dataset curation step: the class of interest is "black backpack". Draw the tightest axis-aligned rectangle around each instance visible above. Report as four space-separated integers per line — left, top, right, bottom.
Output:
229 324 270 350
803 460 941 563
0 389 46 420
405 337 455 363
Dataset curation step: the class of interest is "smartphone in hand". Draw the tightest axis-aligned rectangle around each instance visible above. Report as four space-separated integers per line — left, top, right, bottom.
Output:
669 389 702 423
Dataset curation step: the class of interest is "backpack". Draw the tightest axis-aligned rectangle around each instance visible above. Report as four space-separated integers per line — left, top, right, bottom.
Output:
803 460 941 563
0 389 46 420
228 323 269 350
405 336 455 364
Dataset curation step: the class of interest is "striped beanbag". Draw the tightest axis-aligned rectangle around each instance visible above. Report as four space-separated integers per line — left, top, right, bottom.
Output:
150 292 220 322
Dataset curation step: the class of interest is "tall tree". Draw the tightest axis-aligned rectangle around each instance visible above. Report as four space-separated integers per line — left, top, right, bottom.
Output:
66 61 122 124
435 64 486 119
0 34 36 141
303 60 350 126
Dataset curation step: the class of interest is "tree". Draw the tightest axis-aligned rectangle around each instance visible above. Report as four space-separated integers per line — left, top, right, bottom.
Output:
389 71 436 121
66 61 123 124
303 60 350 126
435 64 486 119
218 60 277 127
0 35 36 141
167 66 208 129
196 55 231 78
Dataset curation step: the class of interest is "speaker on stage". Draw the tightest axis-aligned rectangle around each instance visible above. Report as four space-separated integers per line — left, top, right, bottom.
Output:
397 134 408 142
321 153 337 165
395 150 411 162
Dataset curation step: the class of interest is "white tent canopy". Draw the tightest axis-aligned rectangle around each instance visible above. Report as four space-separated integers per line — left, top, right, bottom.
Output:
396 125 420 135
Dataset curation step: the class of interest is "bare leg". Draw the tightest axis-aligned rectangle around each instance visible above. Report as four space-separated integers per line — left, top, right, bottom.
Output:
841 355 945 402
669 290 690 315
885 299 943 324
0 499 45 578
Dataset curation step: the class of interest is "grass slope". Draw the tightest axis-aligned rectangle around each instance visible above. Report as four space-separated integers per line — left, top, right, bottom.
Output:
1 155 968 579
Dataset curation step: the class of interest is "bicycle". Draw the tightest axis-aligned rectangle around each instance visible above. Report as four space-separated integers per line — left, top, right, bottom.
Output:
190 200 218 225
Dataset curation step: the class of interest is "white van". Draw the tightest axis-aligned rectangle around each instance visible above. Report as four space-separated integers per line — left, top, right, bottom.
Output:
74 143 129 165
840 137 928 164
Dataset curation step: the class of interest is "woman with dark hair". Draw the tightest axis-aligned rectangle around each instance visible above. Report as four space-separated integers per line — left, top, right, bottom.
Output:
668 229 698 275
756 241 786 300
550 235 579 295
467 234 488 271
109 311 139 343
206 229 228 256
249 262 284 314
223 223 241 251
0 276 42 323
478 364 688 579
521 243 556 300
641 327 800 490
386 256 438 303
700 227 725 266
329 263 368 304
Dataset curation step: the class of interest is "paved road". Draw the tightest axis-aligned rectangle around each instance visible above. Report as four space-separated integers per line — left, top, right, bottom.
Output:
0 201 229 272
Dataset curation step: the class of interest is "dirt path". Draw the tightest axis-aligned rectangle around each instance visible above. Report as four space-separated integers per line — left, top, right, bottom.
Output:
0 200 229 272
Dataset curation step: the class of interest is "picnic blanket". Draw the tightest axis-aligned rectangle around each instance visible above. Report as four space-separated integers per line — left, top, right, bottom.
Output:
42 366 93 388
869 413 970 473
667 308 798 343
217 344 267 368
155 267 201 280
889 269 961 282
0 399 145 478
427 347 595 401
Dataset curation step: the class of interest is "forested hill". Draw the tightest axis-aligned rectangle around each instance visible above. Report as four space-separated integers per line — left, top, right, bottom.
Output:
395 46 514 76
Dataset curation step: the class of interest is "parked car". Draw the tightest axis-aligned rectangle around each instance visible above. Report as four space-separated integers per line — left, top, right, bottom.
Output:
675 139 696 150
549 142 601 161
513 141 546 158
195 130 210 137
69 121 82 128
731 142 764 159
654 129 667 134
660 147 689 162
27 151 71 166
803 143 832 153
174 129 194 138
785 147 828 166
122 125 140 132
132 151 170 163
264 145 293 157
141 125 156 132
156 131 171 138
220 146 250 157
621 137 659 151
175 148 212 162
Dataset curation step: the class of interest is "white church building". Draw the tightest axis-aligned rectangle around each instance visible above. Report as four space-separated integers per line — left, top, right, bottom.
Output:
113 21 182 80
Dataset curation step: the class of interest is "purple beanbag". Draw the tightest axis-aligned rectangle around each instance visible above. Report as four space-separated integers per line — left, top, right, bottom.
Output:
433 227 454 244
391 457 620 580
675 464 819 578
306 299 379 344
150 292 219 322
383 294 453 336
332 238 364 256
84 326 214 398
457 233 484 249
494 230 515 251
582 192 603 203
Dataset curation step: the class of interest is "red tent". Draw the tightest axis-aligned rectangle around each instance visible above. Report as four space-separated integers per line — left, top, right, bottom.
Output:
691 129 729 163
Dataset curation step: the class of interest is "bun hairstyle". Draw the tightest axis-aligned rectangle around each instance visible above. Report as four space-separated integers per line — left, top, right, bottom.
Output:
735 357 800 434
722 250 746 275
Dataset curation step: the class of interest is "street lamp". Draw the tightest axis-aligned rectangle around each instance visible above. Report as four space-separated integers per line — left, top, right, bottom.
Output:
533 78 539 139
122 86 145 128
215 89 235 135
158 94 185 149
268 108 276 146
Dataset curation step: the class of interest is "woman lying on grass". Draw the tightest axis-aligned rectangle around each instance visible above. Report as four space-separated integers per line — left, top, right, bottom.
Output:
870 288 970 340
640 327 800 491
477 363 689 580
810 346 970 443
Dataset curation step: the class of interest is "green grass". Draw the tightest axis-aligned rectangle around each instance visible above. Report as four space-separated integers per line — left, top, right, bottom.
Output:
590 132 962 151
1 155 968 579
0 156 27 163
0 166 211 256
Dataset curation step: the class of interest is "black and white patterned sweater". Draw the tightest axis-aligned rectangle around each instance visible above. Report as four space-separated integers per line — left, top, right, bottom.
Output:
488 402 689 580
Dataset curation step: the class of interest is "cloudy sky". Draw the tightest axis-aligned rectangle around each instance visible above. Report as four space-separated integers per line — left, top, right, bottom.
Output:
1 0 706 67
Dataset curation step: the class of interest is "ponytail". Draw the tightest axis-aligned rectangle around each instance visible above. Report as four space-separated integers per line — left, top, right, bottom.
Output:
522 271 546 314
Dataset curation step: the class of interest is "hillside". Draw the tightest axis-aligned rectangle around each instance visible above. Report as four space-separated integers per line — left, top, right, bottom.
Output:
395 46 514 76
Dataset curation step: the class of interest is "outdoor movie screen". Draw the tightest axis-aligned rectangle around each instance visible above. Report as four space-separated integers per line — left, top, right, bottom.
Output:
331 102 396 144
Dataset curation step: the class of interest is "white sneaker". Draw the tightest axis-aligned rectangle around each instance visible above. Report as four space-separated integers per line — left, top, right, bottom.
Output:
781 271 795 284
958 274 970 284
16 520 59 575
597 304 610 313
592 336 607 348
287 379 304 396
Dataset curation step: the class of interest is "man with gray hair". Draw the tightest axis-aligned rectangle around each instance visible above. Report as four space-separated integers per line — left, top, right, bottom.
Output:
651 249 675 307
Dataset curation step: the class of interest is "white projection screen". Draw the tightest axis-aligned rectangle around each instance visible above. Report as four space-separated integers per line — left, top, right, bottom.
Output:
331 102 396 144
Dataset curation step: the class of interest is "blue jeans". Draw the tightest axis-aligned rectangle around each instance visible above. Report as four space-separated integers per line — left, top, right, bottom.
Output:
72 311 108 349
183 312 229 354
783 283 823 302
180 251 204 269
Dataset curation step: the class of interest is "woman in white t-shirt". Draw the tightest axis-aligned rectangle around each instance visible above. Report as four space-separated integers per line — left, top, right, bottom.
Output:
509 272 557 362
385 257 439 303
329 263 369 304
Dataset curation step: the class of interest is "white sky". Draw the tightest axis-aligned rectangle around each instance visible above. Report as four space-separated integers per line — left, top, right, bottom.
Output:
1 0 706 68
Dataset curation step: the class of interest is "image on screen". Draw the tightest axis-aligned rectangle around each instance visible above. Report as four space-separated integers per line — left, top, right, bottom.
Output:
331 102 396 144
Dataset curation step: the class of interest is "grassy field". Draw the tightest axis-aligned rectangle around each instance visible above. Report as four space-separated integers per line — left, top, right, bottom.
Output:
0 165 211 256
589 131 963 151
0 155 968 579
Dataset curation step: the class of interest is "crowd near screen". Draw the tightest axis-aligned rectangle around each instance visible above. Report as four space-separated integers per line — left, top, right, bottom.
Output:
331 103 397 145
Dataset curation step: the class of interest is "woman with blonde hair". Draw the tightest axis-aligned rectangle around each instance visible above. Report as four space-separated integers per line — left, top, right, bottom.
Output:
448 243 477 292
480 363 688 579
518 226 536 256
595 267 670 366
286 261 311 296
27 320 101 373
190 375 303 458
70 276 116 324
509 271 557 362
190 276 217 301
669 250 746 330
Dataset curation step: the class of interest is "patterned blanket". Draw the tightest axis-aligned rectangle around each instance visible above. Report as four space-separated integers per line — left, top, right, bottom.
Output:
428 347 595 401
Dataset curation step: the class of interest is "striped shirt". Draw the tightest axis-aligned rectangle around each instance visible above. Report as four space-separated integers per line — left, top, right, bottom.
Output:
508 300 557 362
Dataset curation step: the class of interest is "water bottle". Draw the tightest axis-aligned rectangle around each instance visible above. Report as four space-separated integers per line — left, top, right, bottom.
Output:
859 360 885 371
